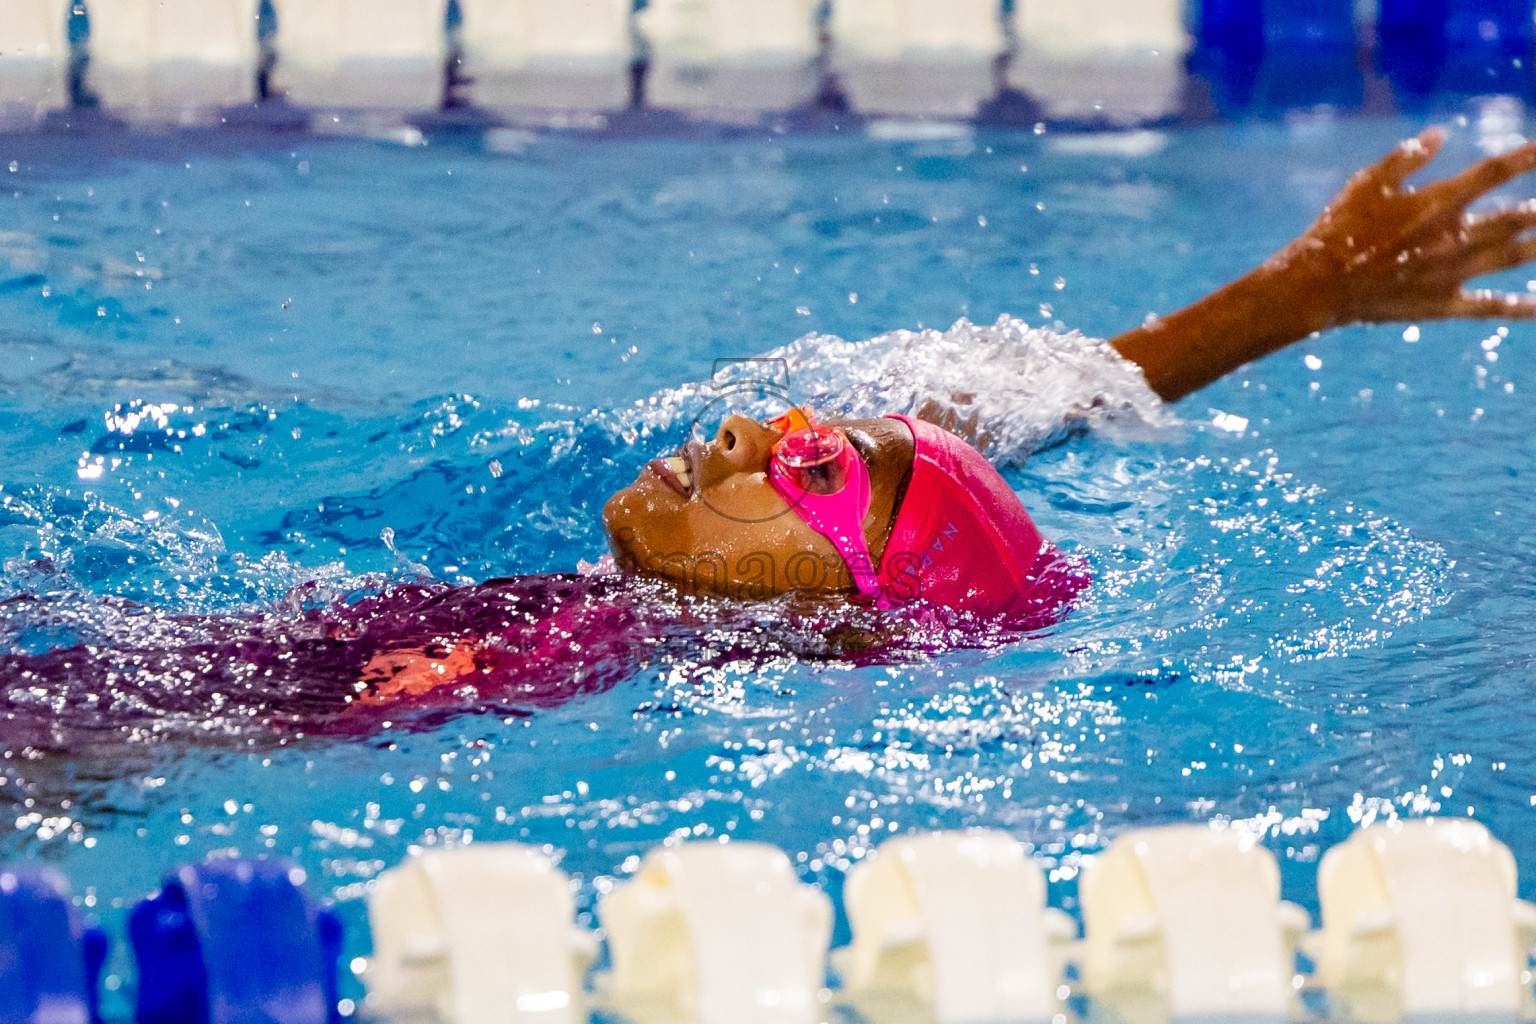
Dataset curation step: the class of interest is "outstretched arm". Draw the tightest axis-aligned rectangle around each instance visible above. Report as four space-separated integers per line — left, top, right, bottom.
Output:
1111 127 1536 402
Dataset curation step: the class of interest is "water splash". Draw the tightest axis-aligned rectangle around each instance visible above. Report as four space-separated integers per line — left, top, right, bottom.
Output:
606 314 1173 464
0 316 1447 752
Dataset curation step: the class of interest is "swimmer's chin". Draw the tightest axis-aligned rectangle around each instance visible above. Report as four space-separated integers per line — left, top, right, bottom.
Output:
602 478 672 571
606 470 680 525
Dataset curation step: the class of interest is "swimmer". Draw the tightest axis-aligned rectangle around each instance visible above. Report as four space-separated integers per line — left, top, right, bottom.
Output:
7 126 1536 740
360 126 1536 715
602 126 1536 607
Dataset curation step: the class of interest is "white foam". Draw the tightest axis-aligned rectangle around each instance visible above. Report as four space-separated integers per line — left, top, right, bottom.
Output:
616 314 1172 467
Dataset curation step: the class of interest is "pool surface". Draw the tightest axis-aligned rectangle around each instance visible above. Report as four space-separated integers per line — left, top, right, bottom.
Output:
2 112 1534 1004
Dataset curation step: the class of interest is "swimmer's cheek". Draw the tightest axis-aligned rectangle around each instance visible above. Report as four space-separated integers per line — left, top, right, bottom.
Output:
602 495 699 589
601 493 649 574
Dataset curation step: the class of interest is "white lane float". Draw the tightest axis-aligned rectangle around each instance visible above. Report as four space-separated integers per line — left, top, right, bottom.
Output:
268 0 445 113
1078 824 1311 1024
827 0 1004 119
1010 0 1189 125
82 0 260 122
0 0 69 123
636 0 819 120
365 843 597 1024
1309 818 1536 1023
598 841 833 1024
835 830 1076 1024
455 0 632 118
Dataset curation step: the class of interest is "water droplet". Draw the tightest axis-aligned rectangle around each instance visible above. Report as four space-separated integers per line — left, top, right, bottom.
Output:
848 292 858 304
1304 354 1323 370
1053 277 1066 291
592 322 602 334
6 161 15 173
1402 325 1420 342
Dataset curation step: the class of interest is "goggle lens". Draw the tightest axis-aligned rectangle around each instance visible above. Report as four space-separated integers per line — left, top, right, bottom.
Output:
773 425 850 495
774 424 843 468
762 405 888 606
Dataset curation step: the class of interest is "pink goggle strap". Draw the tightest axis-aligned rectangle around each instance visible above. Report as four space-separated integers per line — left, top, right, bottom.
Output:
768 442 890 607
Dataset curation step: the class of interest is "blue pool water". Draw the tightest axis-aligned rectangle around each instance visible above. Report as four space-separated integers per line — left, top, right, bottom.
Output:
2 113 1535 1002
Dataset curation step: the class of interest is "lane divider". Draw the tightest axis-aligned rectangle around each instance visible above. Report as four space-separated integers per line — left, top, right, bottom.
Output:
0 866 107 1024
7 1 1536 126
367 844 596 1024
129 860 343 1024
4 818 1535 1024
1078 824 1310 1022
837 831 1076 1023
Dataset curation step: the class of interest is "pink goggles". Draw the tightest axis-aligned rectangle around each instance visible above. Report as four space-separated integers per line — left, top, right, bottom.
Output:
764 407 890 607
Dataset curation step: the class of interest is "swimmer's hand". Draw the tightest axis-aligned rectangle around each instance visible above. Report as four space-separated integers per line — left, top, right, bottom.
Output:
1111 127 1536 401
1296 127 1536 325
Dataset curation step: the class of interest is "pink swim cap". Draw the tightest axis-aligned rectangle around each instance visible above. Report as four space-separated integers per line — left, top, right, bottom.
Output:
875 415 1089 626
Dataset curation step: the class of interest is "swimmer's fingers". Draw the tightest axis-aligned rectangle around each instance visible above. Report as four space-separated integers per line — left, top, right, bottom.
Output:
1448 289 1536 319
1363 127 1446 190
1422 140 1536 213
1461 203 1536 248
1399 206 1536 279
1460 230 1536 279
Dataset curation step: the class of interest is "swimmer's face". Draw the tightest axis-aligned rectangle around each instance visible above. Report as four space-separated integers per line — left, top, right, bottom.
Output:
602 416 915 600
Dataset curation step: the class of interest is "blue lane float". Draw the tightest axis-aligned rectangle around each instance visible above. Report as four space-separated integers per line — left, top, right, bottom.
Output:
1378 0 1450 100
130 859 344 1024
0 866 108 1024
1258 0 1362 112
1188 0 1265 116
1442 0 1535 95
1190 0 1362 115
1188 0 1536 114
1265 0 1357 48
1378 0 1536 99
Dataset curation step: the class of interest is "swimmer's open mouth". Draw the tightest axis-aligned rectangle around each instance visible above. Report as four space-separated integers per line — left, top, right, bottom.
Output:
648 441 700 498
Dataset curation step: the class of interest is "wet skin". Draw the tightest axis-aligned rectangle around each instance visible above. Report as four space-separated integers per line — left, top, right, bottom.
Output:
602 415 916 600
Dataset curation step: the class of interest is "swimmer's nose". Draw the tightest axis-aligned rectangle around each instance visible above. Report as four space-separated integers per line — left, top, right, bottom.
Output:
714 415 778 472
